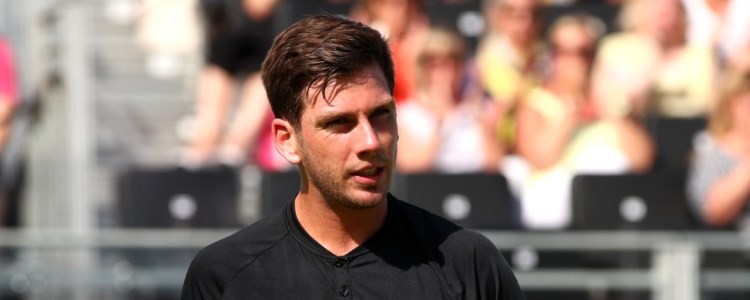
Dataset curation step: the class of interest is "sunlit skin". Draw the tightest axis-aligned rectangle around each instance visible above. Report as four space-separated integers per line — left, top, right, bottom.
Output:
703 90 750 226
496 0 537 49
730 91 750 135
271 63 398 255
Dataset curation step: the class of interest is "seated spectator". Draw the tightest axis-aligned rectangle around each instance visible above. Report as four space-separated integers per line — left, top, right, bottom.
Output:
646 0 716 117
681 0 750 68
590 0 658 119
475 0 543 108
591 0 715 119
396 28 503 174
185 0 290 171
505 14 655 229
687 70 750 228
135 0 203 78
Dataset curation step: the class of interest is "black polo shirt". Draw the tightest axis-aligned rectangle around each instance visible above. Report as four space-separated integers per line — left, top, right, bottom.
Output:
181 194 525 299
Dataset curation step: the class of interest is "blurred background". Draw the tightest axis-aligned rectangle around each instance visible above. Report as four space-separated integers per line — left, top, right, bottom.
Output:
1 0 750 299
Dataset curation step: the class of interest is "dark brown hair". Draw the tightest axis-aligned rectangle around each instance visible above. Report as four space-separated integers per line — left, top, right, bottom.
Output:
261 15 394 128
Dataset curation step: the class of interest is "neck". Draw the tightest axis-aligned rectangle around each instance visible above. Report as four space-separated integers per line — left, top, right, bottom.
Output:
725 128 750 152
546 79 585 100
294 192 388 256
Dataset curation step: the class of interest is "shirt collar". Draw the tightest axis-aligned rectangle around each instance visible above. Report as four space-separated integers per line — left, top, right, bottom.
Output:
283 194 398 259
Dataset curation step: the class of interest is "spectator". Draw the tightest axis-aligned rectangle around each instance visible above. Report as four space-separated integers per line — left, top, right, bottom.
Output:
475 0 542 109
590 0 666 119
687 70 750 228
505 14 655 229
681 0 750 68
470 0 544 154
0 35 19 226
646 0 717 118
396 27 503 174
591 0 718 119
185 0 290 171
350 0 430 103
135 0 203 78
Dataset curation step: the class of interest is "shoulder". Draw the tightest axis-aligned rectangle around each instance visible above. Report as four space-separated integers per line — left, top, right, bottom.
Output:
181 210 289 298
599 33 641 48
598 33 656 58
392 197 524 299
392 197 462 236
392 197 496 255
523 87 567 122
693 130 716 151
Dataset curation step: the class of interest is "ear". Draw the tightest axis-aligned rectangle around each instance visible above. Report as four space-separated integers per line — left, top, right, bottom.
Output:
272 118 302 164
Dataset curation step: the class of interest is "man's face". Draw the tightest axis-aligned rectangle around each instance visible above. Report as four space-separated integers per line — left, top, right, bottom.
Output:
295 63 398 209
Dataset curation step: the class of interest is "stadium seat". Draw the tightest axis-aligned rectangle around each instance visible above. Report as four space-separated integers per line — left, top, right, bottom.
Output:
116 165 241 228
571 173 699 230
391 173 520 229
644 116 707 173
259 170 301 217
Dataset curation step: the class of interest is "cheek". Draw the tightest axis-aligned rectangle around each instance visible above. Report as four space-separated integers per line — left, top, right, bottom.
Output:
735 94 750 112
731 97 750 124
374 118 398 140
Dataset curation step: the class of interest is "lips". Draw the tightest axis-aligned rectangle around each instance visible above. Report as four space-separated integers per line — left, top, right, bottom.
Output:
359 168 380 176
351 166 385 184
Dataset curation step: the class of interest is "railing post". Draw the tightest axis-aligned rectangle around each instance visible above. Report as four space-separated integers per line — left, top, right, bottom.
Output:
652 241 700 300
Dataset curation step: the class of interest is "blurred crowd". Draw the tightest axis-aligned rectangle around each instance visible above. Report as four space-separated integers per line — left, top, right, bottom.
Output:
3 0 750 232
178 0 750 231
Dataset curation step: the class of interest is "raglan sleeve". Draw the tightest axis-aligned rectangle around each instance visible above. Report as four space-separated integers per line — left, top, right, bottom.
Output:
181 248 225 300
472 233 526 300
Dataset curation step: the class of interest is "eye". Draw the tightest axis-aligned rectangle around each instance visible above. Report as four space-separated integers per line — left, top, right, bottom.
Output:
370 107 396 130
325 117 354 132
327 118 347 126
370 107 393 121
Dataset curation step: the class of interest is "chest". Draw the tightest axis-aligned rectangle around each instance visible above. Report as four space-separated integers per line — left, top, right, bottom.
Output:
221 248 456 300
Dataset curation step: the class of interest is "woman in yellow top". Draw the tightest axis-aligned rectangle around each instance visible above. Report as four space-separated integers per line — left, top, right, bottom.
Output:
506 14 655 229
591 0 716 119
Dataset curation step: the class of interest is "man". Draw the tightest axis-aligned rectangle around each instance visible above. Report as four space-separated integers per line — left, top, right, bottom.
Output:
181 15 525 299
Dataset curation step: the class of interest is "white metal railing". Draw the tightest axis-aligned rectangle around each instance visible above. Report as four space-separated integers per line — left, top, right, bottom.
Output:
1 229 749 299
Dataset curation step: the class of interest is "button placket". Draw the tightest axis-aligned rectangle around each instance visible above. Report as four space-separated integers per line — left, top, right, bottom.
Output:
334 258 346 268
338 285 350 297
333 257 352 297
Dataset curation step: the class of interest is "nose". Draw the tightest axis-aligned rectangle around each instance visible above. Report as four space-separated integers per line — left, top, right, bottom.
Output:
357 120 383 155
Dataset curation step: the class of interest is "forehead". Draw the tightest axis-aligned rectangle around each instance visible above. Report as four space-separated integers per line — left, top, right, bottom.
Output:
303 65 393 116
552 24 592 47
501 0 535 10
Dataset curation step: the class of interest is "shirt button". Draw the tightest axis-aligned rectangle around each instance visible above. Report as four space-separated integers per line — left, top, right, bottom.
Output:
338 285 350 297
334 259 346 268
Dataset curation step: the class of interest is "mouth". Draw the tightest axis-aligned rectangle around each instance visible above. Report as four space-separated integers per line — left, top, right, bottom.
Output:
351 166 386 185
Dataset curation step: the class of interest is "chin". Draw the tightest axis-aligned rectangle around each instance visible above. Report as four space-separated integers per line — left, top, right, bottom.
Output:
342 189 388 209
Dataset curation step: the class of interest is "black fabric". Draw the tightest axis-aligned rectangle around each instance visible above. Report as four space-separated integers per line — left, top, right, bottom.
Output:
201 0 276 76
571 173 699 230
181 194 525 299
116 165 240 228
